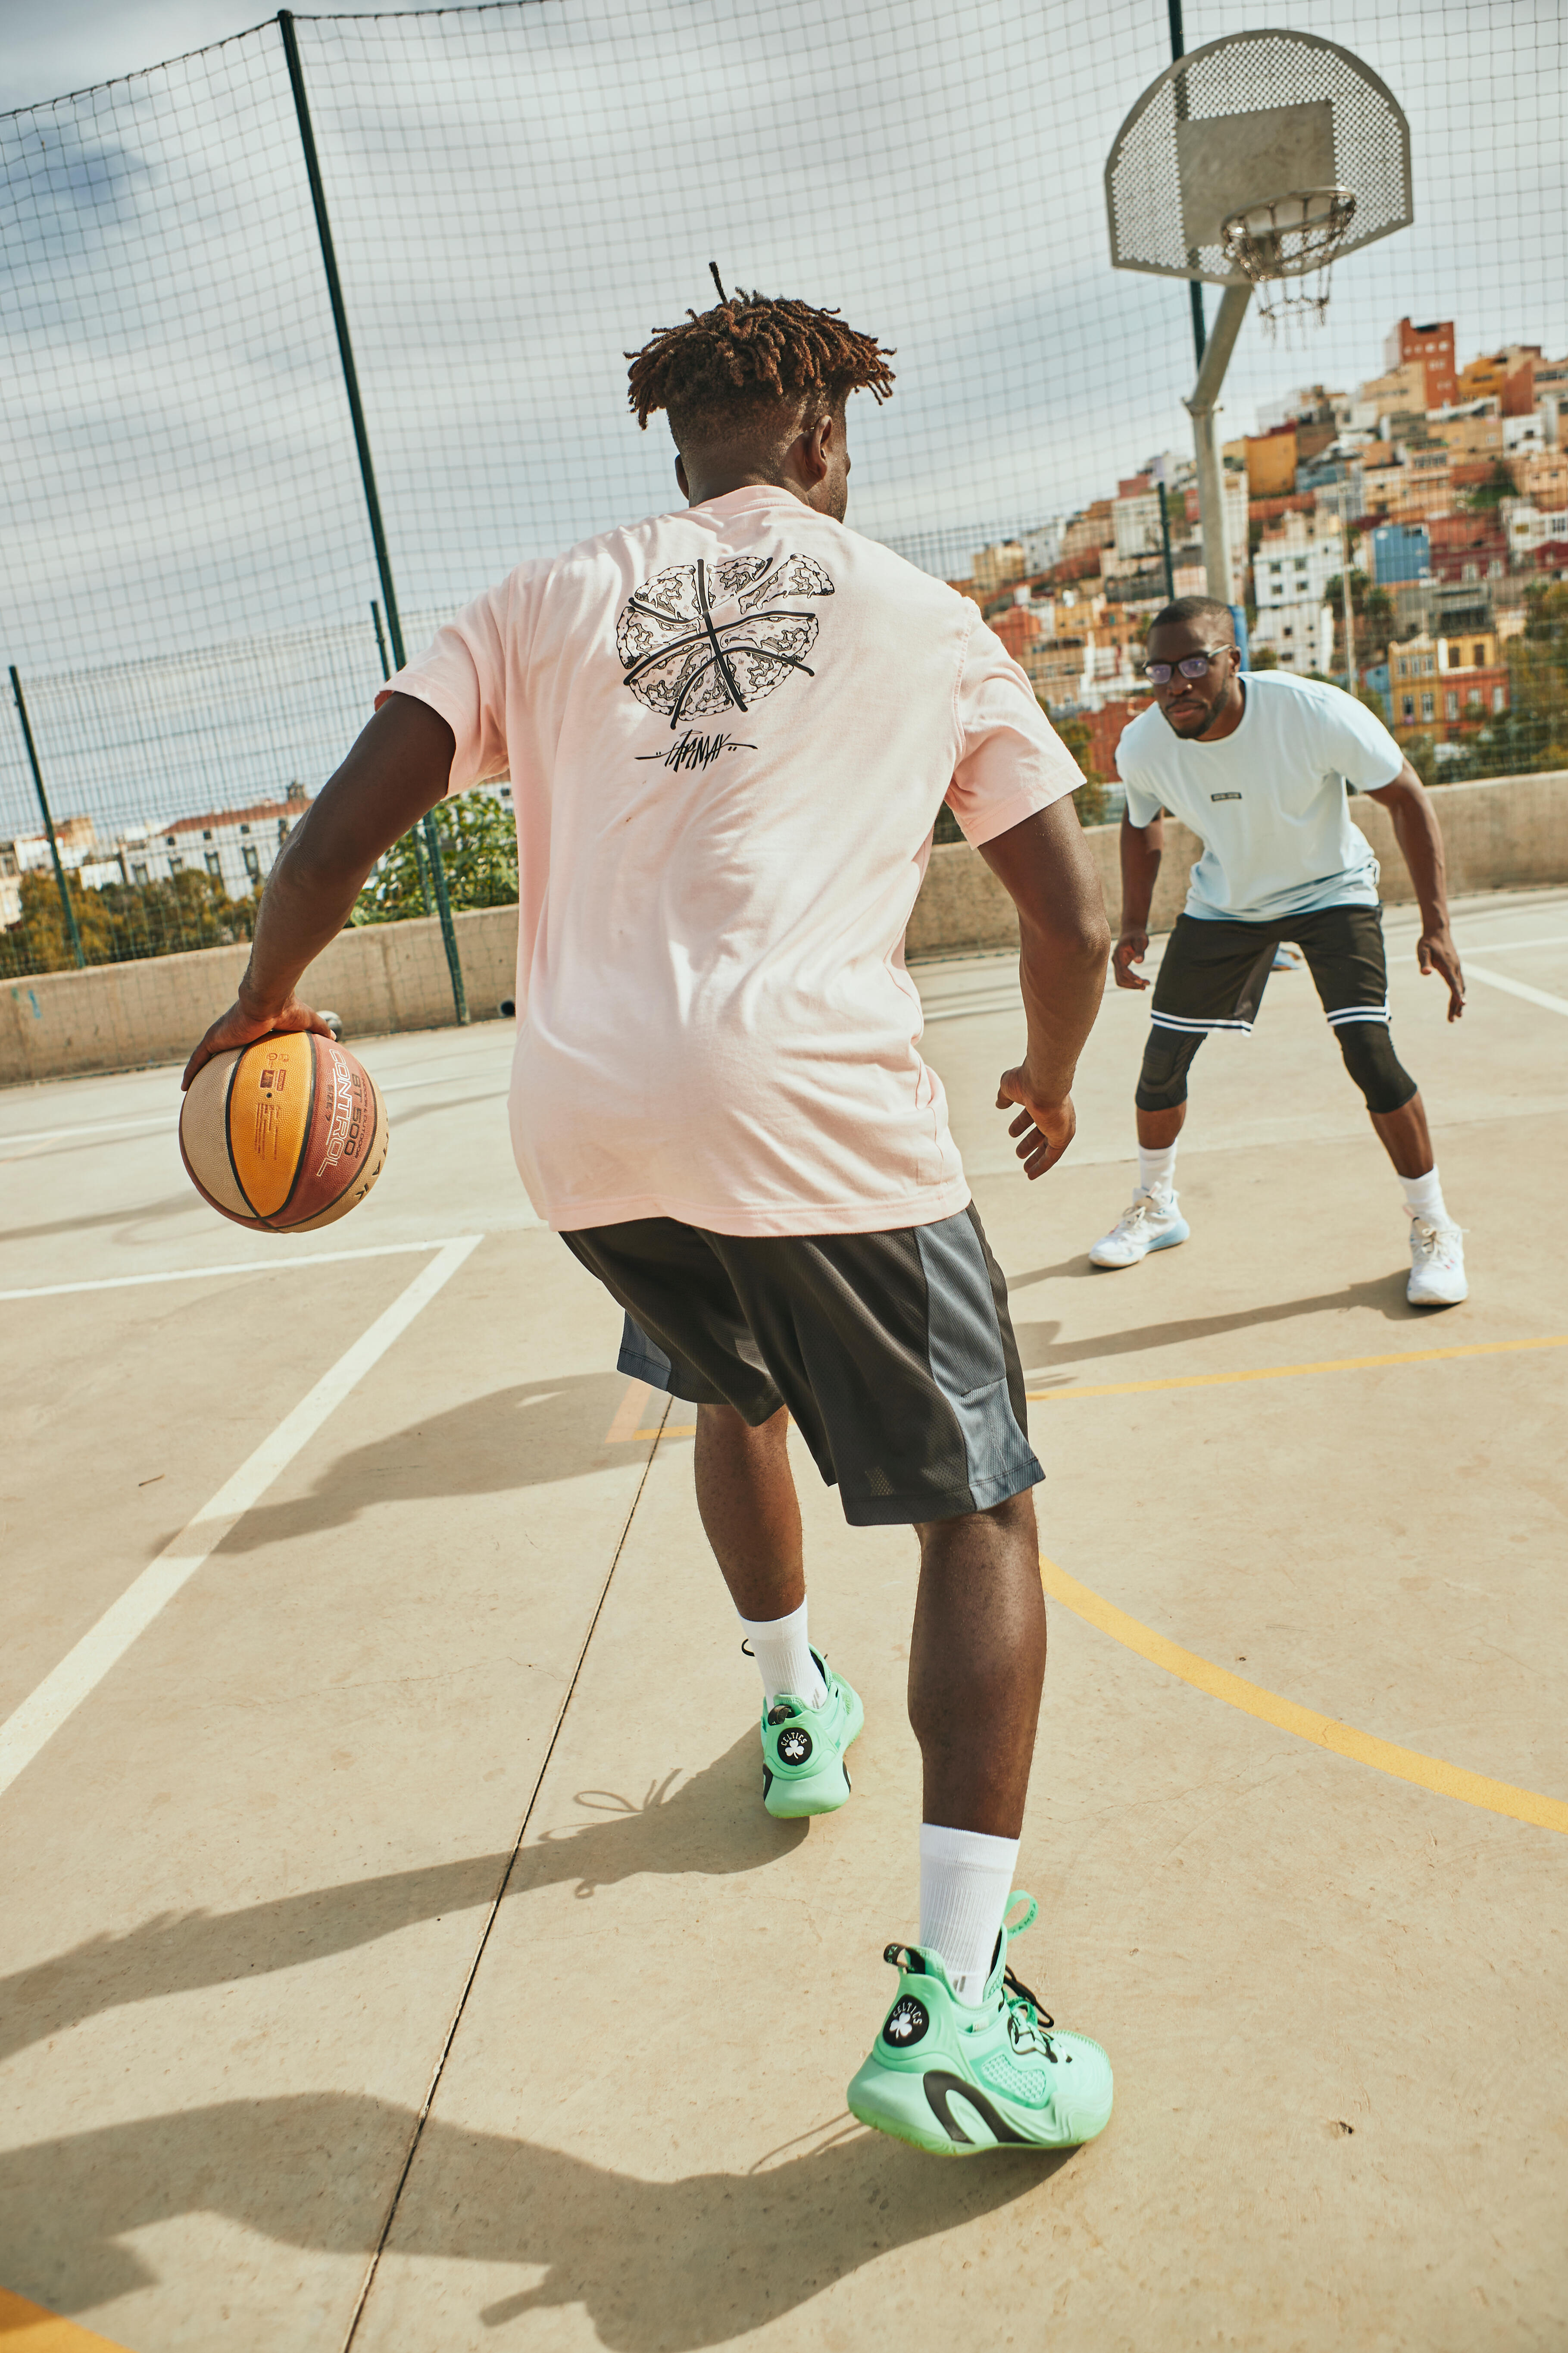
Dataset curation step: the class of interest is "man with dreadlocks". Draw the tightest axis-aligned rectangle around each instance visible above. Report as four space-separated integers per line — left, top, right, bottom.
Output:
182 280 1115 2157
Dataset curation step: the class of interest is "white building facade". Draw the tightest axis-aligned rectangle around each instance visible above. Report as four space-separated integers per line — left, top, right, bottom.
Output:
1251 512 1345 672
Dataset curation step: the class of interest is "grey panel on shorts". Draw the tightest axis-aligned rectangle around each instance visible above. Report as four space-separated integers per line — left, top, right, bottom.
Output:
563 1205 1043 1528
914 1212 1041 1514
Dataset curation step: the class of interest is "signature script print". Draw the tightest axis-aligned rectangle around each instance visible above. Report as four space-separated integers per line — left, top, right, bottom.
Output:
616 553 834 729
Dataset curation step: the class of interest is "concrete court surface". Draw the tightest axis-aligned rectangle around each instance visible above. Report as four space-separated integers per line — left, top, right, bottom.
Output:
1 886 1565 2353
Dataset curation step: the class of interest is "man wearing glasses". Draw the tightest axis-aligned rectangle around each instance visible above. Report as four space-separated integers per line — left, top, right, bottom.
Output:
1090 595 1468 1307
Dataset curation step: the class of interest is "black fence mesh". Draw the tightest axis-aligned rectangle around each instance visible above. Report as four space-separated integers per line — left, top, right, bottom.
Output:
1 0 1564 1032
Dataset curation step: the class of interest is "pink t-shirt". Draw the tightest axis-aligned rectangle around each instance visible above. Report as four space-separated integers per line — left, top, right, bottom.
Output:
383 485 1081 1236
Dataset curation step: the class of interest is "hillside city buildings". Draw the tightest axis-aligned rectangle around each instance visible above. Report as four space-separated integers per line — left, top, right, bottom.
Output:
5 319 1565 943
951 319 1568 784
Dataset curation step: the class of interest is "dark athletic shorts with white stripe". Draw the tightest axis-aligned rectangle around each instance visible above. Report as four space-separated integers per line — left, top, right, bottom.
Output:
562 1203 1043 1528
1151 903 1393 1040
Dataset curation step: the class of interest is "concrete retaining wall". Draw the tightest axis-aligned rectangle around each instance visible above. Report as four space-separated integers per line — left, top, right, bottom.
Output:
905 767 1568 960
4 768 1564 1083
2 906 520 1086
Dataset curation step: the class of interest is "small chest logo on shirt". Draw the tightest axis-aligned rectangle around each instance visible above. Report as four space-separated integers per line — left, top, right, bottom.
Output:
1210 790 1243 801
616 553 834 731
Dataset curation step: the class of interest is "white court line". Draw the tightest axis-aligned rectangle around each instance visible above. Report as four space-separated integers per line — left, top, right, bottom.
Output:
0 1235 481 1302
1455 935 1568 955
0 1113 172 1146
1464 965 1568 1018
0 1233 482 1801
0 1070 507 1151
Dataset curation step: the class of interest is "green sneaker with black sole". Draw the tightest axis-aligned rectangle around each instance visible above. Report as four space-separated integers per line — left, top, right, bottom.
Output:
760 1650 863 1818
847 1893 1113 2154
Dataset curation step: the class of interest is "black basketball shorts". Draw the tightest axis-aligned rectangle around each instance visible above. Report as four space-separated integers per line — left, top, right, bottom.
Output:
1151 903 1393 1039
562 1203 1043 1528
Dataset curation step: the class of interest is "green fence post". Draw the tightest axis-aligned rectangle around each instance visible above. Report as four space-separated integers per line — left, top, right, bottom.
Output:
279 10 467 1024
9 664 85 969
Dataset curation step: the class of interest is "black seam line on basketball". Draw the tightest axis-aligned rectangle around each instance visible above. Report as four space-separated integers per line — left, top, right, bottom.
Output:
921 2072 1030 2147
275 1035 325 1229
337 1390 671 2353
224 1047 266 1223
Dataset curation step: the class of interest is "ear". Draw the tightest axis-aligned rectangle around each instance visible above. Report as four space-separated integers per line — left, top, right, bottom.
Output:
675 453 690 498
800 412 833 485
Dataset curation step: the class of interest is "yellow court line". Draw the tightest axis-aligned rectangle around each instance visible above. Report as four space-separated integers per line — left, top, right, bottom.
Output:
0 2287 131 2349
1026 1332 1568 1404
1039 1554 1568 1837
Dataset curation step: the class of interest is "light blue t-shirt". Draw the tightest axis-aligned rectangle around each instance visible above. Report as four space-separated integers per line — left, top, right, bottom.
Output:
1118 670 1404 923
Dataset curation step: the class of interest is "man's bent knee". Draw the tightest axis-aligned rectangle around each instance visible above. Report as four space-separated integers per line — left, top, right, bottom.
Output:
1334 1020 1418 1114
1135 1027 1205 1113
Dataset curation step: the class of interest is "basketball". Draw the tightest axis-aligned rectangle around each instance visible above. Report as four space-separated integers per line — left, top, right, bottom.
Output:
179 1030 389 1231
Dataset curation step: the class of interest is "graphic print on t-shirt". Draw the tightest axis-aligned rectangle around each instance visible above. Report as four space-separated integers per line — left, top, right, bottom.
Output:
616 552 833 729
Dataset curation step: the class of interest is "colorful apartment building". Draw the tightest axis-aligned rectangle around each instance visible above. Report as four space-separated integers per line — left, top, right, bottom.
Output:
1384 317 1458 408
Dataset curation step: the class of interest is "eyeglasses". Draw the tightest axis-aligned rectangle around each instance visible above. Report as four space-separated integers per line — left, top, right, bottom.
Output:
1140 647 1232 685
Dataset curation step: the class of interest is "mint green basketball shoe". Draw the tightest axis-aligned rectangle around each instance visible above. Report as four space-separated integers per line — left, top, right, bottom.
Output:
760 1651 863 1818
847 1894 1113 2154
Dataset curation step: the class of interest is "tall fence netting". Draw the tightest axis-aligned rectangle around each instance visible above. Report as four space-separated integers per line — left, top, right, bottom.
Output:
1 0 1563 1027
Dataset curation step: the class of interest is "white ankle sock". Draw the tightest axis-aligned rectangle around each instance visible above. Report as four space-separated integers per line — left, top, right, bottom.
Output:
739 1599 826 1708
1400 1165 1449 1224
1138 1141 1178 1200
919 1823 1020 2006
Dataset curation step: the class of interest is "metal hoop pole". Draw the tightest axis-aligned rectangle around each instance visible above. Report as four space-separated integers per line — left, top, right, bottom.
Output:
278 10 467 1026
1184 282 1252 603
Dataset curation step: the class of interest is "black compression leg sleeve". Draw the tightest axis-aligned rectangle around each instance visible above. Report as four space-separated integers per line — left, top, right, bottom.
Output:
1333 1020 1418 1114
1134 1027 1206 1112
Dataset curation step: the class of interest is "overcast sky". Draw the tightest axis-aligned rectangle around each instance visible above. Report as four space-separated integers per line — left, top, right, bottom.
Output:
1 0 1562 838
0 2 384 113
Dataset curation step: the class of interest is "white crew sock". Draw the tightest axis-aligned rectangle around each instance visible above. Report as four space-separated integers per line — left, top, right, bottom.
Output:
1400 1165 1449 1225
919 1823 1021 2006
739 1598 826 1708
1138 1140 1178 1201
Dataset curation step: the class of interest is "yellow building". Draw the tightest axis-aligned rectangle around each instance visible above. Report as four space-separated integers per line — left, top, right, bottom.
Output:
1437 629 1497 672
1357 361 1428 417
971 541 1026 595
1243 426 1297 499
1427 413 1503 461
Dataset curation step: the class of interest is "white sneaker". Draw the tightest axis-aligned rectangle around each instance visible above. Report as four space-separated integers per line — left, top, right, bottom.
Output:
1089 1188 1190 1269
1407 1217 1467 1307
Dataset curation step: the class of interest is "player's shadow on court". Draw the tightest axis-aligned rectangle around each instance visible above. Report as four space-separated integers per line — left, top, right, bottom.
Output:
1 2092 1065 2343
1013 1270 1418 1373
0 1734 797 2067
221 1371 647 1551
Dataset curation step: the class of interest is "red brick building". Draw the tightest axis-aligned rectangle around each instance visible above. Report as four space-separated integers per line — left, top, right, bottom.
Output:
1384 317 1457 409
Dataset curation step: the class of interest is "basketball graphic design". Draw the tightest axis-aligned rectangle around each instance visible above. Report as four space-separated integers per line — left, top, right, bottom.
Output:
617 553 833 728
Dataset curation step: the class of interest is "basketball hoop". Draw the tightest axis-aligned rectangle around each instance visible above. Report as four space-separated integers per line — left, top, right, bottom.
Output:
1221 186 1358 341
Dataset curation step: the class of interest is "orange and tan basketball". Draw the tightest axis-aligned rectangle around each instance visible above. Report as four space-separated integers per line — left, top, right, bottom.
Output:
180 1030 388 1232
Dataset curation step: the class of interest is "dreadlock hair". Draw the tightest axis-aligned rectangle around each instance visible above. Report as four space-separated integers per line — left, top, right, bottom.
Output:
625 287 895 445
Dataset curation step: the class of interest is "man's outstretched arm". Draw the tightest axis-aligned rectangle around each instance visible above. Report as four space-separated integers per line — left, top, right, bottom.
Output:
1365 758 1465 1020
181 695 457 1086
979 796 1112 1180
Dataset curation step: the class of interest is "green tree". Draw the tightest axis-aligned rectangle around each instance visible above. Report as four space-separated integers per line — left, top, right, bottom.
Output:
1046 709 1111 827
0 866 258 981
353 791 519 925
1464 458 1516 512
1323 569 1394 664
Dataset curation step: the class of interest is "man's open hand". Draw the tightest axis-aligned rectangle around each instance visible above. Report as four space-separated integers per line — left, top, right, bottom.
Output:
1112 929 1151 990
181 991 333 1090
1417 927 1465 1022
996 1071 1077 1181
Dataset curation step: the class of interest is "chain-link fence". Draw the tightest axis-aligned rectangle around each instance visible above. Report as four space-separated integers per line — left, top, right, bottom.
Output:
2 1 1564 1023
